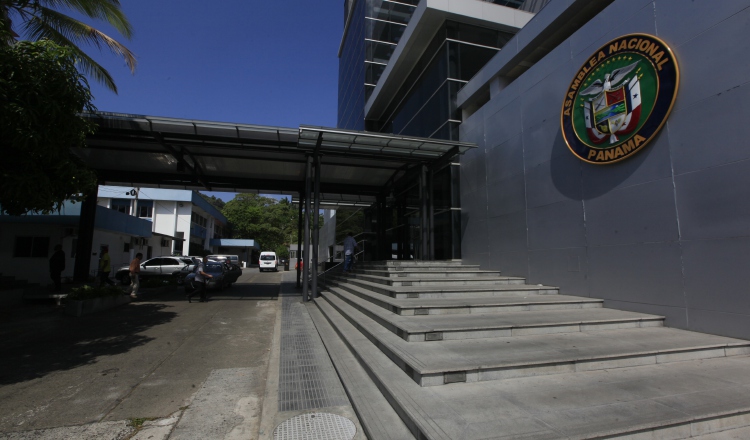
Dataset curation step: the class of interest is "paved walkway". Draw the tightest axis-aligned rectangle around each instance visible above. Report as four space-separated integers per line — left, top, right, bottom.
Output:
0 269 363 440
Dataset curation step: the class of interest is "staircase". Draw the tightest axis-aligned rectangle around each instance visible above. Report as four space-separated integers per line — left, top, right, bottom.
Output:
310 260 750 439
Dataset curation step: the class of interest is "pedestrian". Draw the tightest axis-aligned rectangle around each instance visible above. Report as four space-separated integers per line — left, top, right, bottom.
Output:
187 255 213 303
49 244 65 291
342 233 358 273
98 246 115 286
128 253 143 299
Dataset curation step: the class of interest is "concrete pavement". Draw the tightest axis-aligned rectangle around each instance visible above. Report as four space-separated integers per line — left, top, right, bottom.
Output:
0 269 280 439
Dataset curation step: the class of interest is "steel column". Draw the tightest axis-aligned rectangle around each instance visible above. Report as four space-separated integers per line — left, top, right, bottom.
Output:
73 187 98 282
303 155 312 301
428 168 435 260
311 154 321 299
296 190 303 288
420 165 429 260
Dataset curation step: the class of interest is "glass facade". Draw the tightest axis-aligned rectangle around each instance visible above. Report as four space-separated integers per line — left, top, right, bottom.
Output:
373 21 514 140
338 0 418 130
336 0 549 260
337 0 548 132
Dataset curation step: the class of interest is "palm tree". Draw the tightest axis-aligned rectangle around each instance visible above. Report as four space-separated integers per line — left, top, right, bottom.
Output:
1 0 136 93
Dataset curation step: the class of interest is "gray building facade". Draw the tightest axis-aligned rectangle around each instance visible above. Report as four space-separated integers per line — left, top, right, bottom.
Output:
457 0 750 339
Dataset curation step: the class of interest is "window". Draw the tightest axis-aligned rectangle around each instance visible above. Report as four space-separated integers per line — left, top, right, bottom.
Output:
143 258 162 267
191 212 207 227
14 236 50 258
138 200 153 218
111 199 131 214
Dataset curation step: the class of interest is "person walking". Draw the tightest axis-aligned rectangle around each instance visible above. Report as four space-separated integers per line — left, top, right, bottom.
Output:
49 245 65 291
187 255 213 303
128 253 143 299
342 233 359 273
98 246 115 286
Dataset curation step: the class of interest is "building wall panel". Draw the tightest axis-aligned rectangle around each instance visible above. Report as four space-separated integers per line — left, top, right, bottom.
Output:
460 0 750 338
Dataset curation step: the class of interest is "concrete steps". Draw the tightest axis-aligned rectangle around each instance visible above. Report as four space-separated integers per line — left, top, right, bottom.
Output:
327 275 558 299
325 281 602 316
310 260 750 439
344 272 526 287
325 286 662 341
355 268 502 278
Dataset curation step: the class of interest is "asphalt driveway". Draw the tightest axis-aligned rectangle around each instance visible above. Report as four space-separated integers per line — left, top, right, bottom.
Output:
0 269 281 439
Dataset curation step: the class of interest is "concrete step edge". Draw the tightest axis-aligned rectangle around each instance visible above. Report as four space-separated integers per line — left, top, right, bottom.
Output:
328 276 558 297
351 273 526 285
328 282 601 315
314 295 750 439
326 286 663 341
319 291 750 386
307 304 416 440
313 296 460 440
313 300 750 439
328 283 604 316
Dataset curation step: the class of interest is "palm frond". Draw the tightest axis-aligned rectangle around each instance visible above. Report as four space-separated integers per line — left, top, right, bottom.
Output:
26 8 136 73
38 0 133 37
23 16 119 92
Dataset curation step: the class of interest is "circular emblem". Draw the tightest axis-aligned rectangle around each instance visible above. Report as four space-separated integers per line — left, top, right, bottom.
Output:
561 34 679 164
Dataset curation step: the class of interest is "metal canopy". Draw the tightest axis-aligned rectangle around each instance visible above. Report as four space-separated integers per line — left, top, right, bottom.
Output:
79 112 476 203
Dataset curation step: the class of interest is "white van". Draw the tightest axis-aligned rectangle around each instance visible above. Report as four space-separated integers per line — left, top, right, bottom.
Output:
259 251 278 272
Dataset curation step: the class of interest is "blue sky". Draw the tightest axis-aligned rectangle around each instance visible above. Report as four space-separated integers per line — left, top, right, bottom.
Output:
83 1 344 201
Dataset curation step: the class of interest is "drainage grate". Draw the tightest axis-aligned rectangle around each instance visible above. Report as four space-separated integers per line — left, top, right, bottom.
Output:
274 412 356 440
278 295 350 412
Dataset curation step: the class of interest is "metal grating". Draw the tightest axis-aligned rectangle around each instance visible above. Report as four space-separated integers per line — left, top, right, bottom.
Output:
278 295 350 412
273 412 356 440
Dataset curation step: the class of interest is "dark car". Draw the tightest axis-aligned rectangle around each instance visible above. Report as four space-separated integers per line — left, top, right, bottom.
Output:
184 262 230 293
221 261 242 285
115 256 195 285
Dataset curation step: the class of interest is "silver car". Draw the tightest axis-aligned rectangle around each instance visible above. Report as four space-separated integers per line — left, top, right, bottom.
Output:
115 256 195 285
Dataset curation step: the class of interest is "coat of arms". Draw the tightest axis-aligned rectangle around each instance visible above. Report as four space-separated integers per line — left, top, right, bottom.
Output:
561 34 679 164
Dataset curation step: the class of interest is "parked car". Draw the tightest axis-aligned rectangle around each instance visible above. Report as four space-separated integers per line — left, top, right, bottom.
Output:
183 262 230 293
221 262 242 285
208 254 240 267
259 251 278 272
115 256 195 285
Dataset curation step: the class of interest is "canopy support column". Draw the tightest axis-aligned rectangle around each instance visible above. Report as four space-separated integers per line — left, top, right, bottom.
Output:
420 165 429 260
311 153 321 299
303 154 312 301
73 187 98 282
296 190 303 288
428 168 435 260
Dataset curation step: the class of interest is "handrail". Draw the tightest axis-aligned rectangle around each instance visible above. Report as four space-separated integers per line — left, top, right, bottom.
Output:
318 237 368 290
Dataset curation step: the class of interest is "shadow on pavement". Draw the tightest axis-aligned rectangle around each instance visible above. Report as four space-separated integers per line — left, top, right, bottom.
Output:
0 301 176 386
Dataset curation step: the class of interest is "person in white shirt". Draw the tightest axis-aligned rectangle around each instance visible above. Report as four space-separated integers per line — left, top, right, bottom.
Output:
187 256 213 303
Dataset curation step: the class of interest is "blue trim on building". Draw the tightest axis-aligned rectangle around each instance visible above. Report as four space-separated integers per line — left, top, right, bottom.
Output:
0 205 152 237
94 206 153 237
190 193 227 224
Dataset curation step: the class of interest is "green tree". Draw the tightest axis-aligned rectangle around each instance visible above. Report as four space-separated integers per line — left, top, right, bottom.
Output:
222 194 299 257
199 193 226 211
0 37 98 215
1 0 136 93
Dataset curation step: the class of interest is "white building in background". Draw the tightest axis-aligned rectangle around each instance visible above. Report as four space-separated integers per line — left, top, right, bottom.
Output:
97 186 228 258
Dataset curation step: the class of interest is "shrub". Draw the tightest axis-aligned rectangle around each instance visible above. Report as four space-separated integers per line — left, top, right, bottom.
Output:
67 284 123 300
